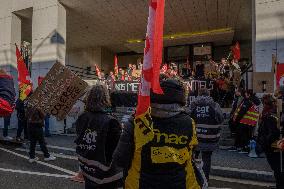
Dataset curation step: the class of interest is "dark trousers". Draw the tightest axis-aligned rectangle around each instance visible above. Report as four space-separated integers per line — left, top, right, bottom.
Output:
44 116 50 136
195 151 213 181
3 115 11 137
235 124 253 148
28 126 50 159
85 179 119 189
266 152 284 189
17 119 28 139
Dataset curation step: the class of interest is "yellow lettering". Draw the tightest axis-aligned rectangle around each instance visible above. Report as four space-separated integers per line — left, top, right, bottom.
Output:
179 136 188 144
168 134 179 144
153 129 188 145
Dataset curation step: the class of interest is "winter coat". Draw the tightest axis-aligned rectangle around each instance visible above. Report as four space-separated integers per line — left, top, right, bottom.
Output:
257 112 279 153
75 111 123 188
188 95 224 151
112 103 204 189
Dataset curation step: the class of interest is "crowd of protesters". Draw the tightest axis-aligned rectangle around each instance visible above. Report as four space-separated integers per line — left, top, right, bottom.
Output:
72 75 284 189
1 58 284 188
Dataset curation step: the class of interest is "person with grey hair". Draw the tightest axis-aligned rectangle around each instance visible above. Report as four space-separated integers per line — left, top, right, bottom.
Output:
188 88 224 182
75 84 123 189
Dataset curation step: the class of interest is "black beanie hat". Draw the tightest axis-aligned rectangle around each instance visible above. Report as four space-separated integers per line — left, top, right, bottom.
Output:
150 77 186 106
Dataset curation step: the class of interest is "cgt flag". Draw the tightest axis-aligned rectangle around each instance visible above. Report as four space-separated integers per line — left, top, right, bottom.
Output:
134 0 165 150
16 44 32 100
276 63 284 87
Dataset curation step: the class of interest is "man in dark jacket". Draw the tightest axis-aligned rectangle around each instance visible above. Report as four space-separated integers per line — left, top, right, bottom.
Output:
112 77 206 189
257 94 284 189
188 88 224 181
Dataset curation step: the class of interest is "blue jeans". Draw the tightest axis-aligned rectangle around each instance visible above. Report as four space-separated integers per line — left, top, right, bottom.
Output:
3 115 11 137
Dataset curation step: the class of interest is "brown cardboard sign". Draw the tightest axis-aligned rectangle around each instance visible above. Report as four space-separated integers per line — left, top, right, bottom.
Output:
253 72 274 93
27 62 88 120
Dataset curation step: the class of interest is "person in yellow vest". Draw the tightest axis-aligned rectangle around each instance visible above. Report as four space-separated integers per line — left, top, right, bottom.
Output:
112 75 207 189
232 89 261 153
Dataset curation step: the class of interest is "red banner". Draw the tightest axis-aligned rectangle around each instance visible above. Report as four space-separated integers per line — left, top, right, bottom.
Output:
276 63 284 87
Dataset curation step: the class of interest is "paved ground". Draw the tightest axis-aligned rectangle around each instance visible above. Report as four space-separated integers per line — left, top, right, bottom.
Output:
0 129 276 189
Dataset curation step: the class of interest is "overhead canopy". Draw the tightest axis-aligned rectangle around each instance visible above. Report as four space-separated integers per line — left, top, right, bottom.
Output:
59 0 251 53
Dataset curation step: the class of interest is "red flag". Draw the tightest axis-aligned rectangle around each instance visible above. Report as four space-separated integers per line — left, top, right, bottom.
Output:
95 64 101 79
136 0 165 116
16 44 32 100
38 76 45 86
276 63 284 87
16 45 30 84
114 55 119 75
161 64 168 73
232 42 241 61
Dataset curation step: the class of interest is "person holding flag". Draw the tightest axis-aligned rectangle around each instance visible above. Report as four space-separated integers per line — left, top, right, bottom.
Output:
112 0 206 188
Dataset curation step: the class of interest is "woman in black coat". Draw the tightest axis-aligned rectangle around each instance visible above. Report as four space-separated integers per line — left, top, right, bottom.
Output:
257 94 284 189
75 84 123 189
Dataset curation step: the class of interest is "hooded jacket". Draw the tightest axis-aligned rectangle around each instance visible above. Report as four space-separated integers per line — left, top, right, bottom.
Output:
188 95 224 151
112 103 204 189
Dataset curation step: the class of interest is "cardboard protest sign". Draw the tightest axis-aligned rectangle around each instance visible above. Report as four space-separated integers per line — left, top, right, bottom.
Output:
27 62 88 120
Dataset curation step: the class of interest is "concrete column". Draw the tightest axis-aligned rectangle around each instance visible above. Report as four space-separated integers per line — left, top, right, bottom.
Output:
0 11 22 129
32 1 66 87
254 0 284 72
32 1 66 133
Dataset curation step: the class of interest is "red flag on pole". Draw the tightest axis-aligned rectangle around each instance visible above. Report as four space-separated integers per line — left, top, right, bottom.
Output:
134 0 165 150
232 41 241 61
136 0 165 116
16 44 32 100
95 64 101 79
114 55 119 75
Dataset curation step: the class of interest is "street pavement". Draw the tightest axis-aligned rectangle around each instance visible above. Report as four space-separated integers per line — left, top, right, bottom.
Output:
0 129 276 189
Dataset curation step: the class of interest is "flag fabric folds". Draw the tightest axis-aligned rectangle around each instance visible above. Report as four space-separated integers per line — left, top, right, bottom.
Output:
16 44 32 100
232 42 241 61
134 0 165 150
0 74 16 116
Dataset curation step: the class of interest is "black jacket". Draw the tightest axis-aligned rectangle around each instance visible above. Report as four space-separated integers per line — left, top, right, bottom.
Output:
112 104 203 189
188 95 224 151
257 113 279 153
75 111 123 187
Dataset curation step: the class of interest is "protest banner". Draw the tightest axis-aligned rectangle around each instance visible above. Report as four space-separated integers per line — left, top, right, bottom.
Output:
114 81 140 93
27 62 88 120
185 79 216 104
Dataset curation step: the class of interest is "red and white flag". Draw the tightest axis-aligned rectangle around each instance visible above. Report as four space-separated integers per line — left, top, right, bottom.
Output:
134 0 165 150
136 0 165 116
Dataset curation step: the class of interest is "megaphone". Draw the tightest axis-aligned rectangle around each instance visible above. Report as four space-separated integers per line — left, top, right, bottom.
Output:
248 140 258 158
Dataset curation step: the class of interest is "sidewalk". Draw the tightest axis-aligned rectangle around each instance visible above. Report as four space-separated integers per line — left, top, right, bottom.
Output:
0 128 275 183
